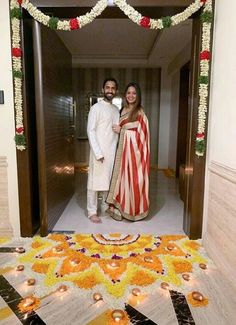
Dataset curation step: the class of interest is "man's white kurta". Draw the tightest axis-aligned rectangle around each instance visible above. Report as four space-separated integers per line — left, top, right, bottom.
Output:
87 99 119 191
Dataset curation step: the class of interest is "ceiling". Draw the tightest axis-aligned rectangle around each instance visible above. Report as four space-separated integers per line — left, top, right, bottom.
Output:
56 19 192 68
31 0 193 68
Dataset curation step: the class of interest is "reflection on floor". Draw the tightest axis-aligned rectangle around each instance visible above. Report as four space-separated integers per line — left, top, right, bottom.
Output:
54 170 185 235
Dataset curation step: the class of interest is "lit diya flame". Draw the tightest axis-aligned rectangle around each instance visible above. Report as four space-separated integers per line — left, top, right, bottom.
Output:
23 297 36 308
58 285 68 293
16 265 24 271
26 278 36 286
132 288 141 296
93 293 103 302
160 282 169 290
192 291 204 301
182 273 191 281
53 246 64 253
70 258 80 266
199 263 207 270
144 256 153 263
111 309 125 322
107 261 120 269
167 243 176 251
15 247 25 254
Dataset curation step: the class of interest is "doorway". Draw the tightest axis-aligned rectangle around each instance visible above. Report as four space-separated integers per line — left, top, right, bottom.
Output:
17 2 207 239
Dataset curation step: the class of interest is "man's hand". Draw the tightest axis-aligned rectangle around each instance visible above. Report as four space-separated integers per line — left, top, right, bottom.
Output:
98 157 104 163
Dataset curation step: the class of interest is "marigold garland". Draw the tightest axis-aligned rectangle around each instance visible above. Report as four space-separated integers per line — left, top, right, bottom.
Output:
10 0 213 155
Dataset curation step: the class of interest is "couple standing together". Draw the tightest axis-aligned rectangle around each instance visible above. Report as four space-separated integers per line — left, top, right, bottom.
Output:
87 78 150 224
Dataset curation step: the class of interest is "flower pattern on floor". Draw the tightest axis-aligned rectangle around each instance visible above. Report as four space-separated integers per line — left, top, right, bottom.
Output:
16 233 209 305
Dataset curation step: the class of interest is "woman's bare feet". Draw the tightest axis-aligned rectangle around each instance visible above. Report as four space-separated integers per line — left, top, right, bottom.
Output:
89 214 102 223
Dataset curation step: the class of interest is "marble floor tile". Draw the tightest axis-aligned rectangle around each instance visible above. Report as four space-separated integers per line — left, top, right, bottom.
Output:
54 171 185 235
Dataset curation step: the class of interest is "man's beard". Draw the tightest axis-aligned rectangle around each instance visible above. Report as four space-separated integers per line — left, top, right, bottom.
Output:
104 92 114 102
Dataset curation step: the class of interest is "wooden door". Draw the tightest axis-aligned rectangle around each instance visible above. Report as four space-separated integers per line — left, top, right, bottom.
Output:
33 21 74 236
183 16 207 239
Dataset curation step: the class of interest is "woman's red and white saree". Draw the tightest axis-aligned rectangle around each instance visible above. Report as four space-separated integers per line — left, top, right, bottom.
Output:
107 110 150 221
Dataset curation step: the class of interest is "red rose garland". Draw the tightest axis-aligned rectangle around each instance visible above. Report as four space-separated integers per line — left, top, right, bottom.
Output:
17 0 23 5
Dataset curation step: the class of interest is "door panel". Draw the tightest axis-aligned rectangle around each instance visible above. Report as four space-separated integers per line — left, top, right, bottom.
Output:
33 21 74 235
183 16 206 239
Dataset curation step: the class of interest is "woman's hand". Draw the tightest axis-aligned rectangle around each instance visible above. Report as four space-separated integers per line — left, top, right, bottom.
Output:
112 124 121 134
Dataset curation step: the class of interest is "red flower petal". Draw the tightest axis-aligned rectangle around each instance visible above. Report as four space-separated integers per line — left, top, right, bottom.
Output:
17 0 23 5
12 48 22 57
69 18 80 30
16 127 24 134
140 16 151 28
196 133 205 139
200 51 211 60
200 0 207 3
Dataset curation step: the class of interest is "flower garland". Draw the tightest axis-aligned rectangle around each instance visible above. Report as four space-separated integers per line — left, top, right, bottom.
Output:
11 0 25 150
10 0 212 156
196 0 213 156
113 0 205 29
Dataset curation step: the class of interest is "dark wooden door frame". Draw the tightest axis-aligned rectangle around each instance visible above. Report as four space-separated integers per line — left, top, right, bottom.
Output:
17 2 214 238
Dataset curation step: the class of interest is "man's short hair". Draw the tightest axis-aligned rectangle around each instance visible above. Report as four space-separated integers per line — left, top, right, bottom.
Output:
103 78 118 90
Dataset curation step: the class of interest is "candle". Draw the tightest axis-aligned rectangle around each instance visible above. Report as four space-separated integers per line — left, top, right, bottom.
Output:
16 265 24 271
182 273 191 281
70 258 80 266
15 247 25 254
192 291 204 301
26 278 36 286
160 282 169 290
111 309 125 322
53 246 64 253
93 293 102 302
144 256 153 263
132 288 141 296
199 263 207 270
23 297 35 307
107 261 120 269
58 285 68 293
167 244 176 251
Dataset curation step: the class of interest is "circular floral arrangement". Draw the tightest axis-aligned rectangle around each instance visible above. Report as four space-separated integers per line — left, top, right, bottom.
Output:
16 233 209 308
10 0 212 156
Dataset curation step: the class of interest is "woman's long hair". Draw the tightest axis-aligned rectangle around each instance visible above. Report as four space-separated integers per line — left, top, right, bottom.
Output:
123 82 142 122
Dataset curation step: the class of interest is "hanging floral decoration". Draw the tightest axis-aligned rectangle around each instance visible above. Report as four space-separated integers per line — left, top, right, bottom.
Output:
10 0 212 156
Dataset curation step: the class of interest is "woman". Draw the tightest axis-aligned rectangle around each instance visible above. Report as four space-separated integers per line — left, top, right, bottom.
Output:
106 82 150 221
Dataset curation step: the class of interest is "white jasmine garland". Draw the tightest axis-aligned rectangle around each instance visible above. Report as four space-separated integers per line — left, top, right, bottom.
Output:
114 0 204 29
197 0 212 155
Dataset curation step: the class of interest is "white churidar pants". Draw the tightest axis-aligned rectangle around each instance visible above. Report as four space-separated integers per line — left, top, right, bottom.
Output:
87 190 108 217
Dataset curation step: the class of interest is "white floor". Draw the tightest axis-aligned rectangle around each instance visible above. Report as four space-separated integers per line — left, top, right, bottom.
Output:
53 170 185 235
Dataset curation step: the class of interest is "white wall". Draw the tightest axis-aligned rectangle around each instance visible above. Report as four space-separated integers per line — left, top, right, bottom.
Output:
202 1 236 289
206 0 236 170
0 0 20 236
202 0 236 235
158 68 171 169
168 71 180 171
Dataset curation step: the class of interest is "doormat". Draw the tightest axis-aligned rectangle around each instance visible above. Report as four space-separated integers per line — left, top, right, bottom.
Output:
3 234 212 311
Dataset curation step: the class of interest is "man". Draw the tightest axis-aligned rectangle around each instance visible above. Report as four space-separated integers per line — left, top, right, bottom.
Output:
87 78 119 223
